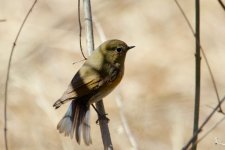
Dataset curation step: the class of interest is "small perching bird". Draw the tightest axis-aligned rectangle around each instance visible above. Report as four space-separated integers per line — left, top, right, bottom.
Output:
53 39 135 145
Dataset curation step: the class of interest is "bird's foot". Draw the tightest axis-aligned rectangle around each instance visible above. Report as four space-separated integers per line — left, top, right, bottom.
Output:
96 113 110 124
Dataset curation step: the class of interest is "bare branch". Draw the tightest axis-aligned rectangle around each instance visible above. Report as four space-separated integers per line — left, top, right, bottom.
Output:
174 0 225 148
197 115 225 144
82 0 113 149
83 0 94 54
4 1 38 150
174 0 195 34
218 0 225 11
173 0 223 113
78 0 87 60
182 96 225 150
192 1 201 149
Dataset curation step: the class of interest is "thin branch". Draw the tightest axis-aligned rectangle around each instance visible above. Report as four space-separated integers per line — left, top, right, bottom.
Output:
173 0 223 113
192 0 201 149
197 115 225 144
182 96 225 150
174 0 194 33
4 1 37 150
218 0 225 11
78 0 87 60
175 0 225 147
82 0 113 149
201 51 223 114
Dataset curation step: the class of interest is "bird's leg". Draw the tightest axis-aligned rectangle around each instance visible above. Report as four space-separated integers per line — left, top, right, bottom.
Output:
91 104 110 124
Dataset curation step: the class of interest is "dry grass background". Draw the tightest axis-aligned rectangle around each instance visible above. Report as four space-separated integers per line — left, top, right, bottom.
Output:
0 0 225 149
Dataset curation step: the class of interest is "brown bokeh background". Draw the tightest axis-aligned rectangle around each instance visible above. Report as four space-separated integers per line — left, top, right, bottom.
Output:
0 0 225 149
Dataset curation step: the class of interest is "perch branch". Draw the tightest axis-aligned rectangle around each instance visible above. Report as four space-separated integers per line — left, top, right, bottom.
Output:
82 0 113 149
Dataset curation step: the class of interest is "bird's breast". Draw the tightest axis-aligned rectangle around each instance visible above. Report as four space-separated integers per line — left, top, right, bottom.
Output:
88 65 124 105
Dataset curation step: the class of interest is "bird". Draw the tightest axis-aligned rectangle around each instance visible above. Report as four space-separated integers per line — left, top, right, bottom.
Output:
53 39 135 145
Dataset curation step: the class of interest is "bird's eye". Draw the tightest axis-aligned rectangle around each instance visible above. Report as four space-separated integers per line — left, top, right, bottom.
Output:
116 47 122 53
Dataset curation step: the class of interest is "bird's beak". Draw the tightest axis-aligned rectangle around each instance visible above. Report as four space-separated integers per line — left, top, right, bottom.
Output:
128 46 135 50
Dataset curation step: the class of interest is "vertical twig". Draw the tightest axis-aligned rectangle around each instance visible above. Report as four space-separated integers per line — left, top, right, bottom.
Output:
82 0 113 149
174 0 225 148
174 0 223 113
4 1 37 150
192 0 201 149
78 0 87 60
83 0 94 53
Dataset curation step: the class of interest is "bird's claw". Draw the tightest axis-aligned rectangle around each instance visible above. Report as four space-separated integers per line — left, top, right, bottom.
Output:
96 113 110 124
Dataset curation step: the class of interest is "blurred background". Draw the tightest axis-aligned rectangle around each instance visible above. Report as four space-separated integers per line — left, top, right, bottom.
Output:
0 0 225 149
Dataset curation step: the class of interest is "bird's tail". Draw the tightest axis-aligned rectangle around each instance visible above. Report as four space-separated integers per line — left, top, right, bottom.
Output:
57 100 92 145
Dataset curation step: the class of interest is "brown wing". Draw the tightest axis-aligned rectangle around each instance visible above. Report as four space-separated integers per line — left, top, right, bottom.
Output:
53 69 104 109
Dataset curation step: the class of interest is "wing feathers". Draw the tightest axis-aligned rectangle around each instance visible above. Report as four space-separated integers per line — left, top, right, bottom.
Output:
53 77 102 109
